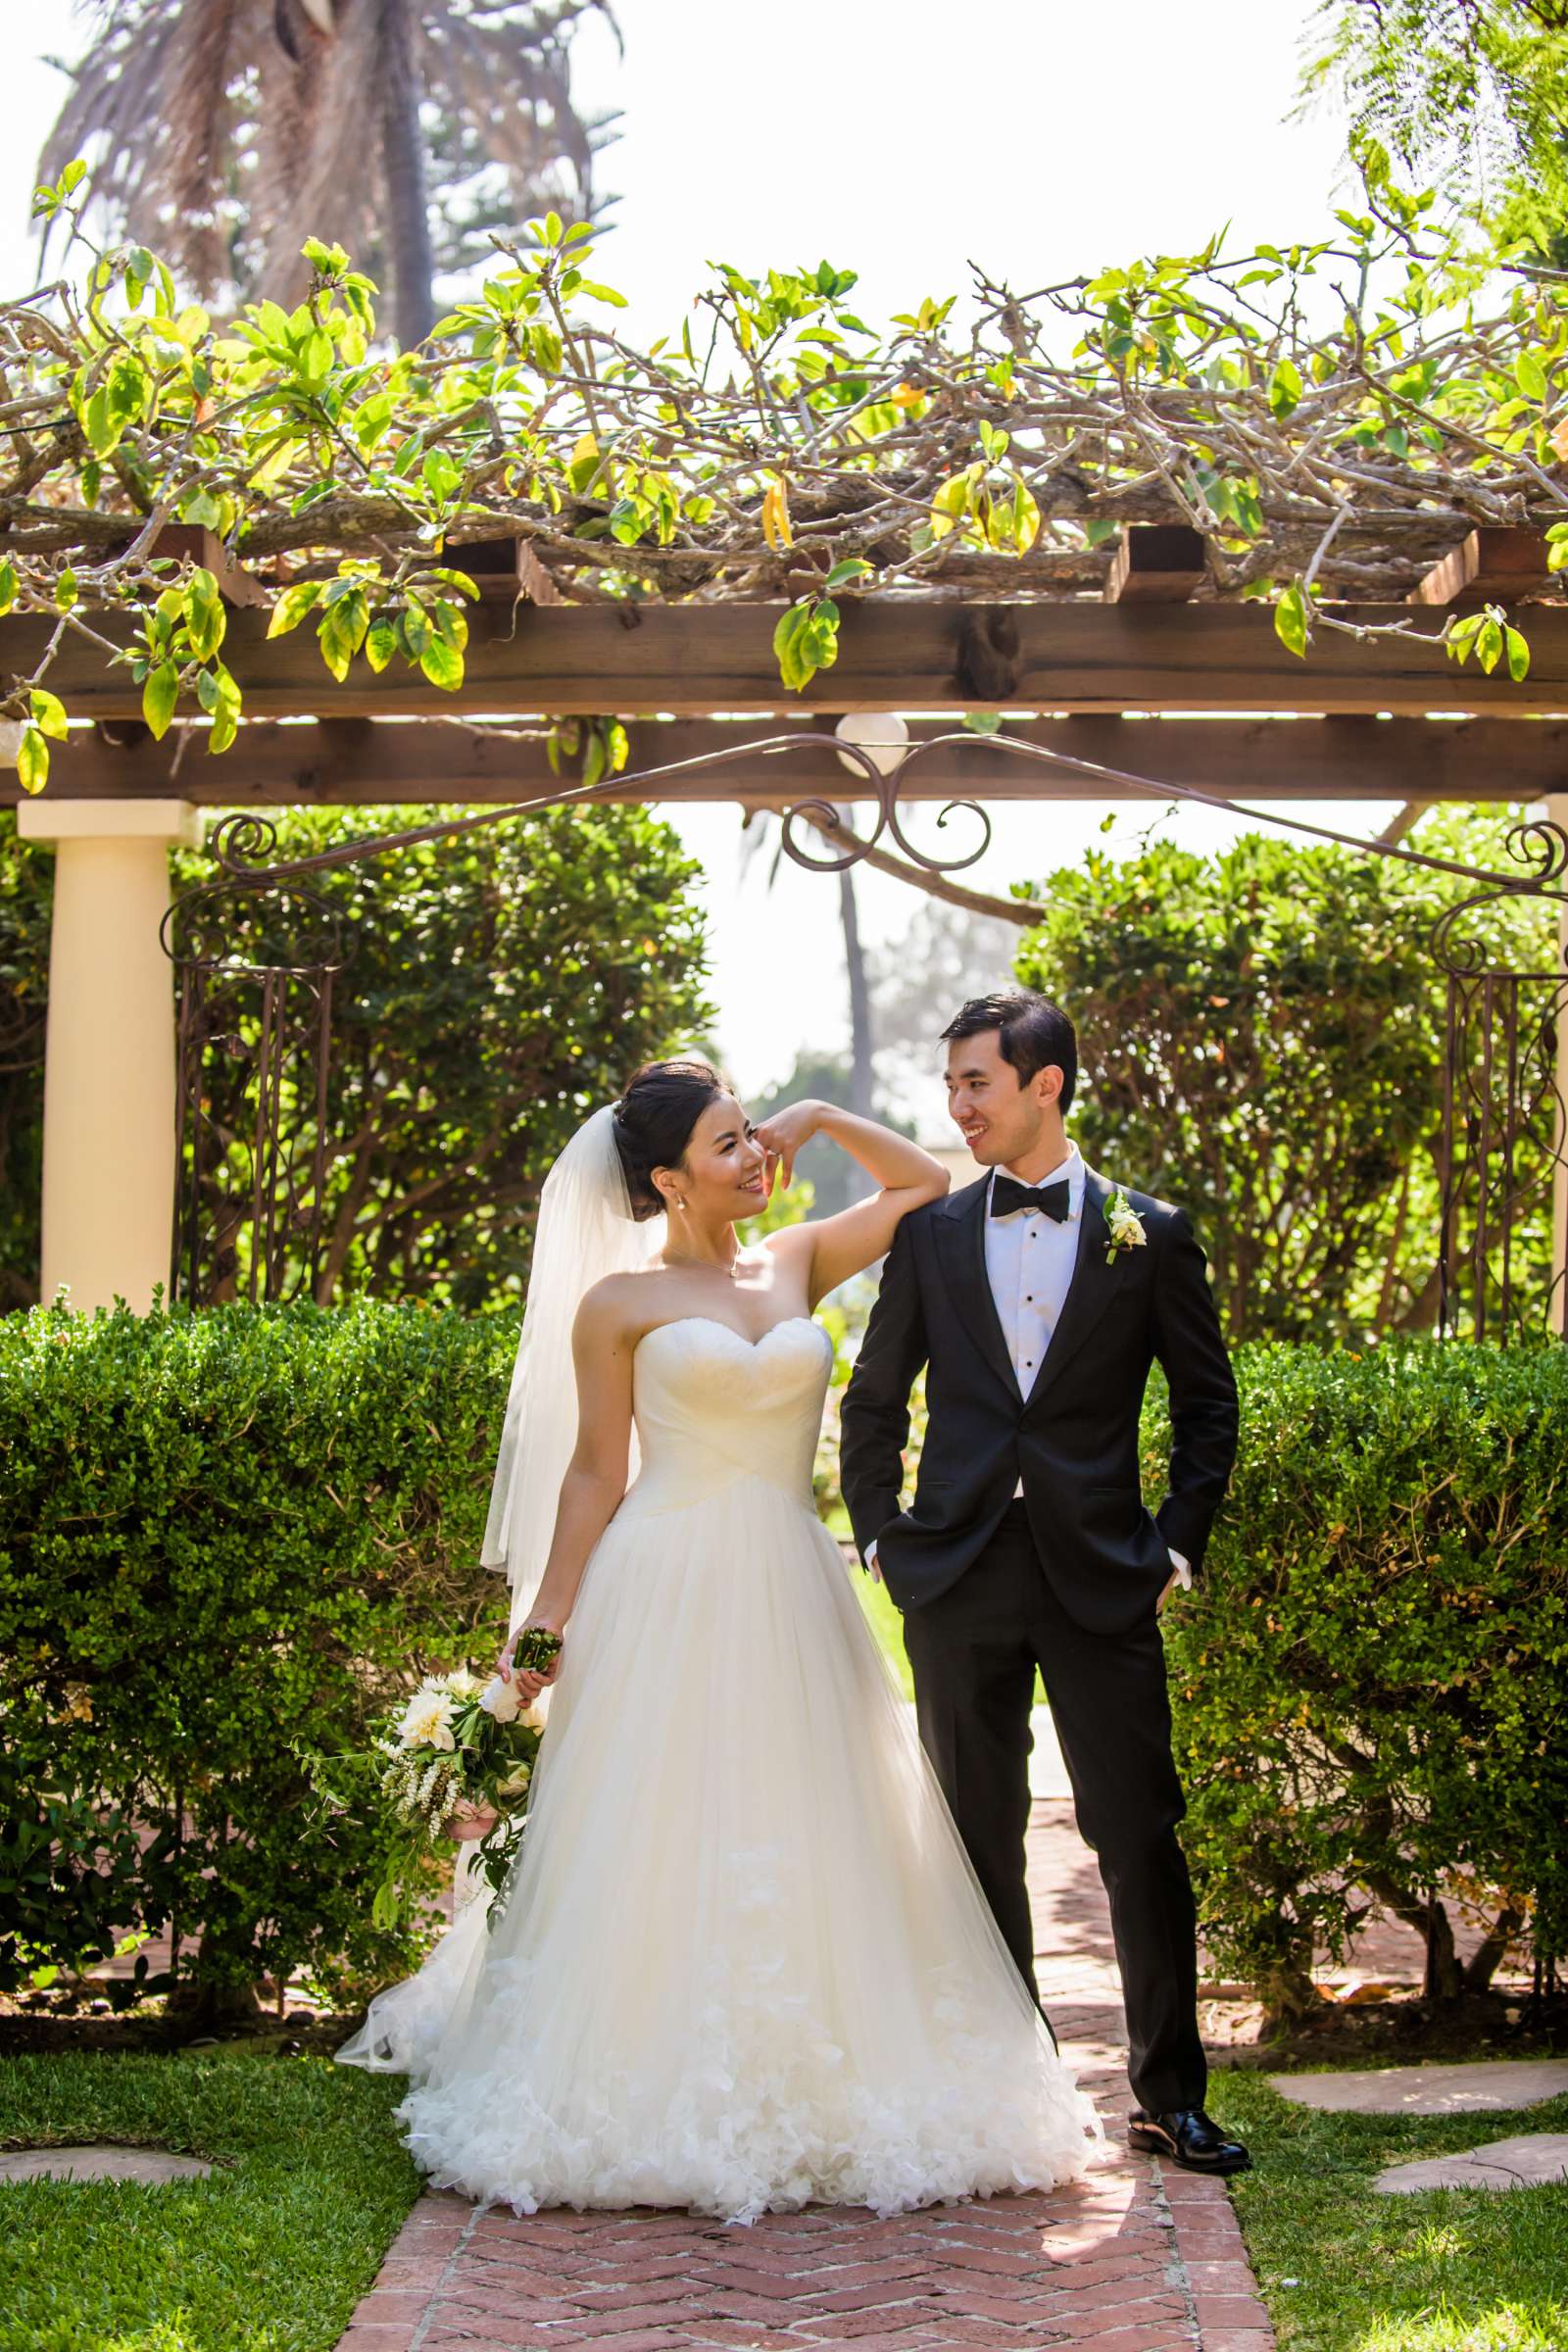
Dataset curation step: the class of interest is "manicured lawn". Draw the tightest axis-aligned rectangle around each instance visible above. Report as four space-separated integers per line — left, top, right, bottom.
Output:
1212 2071 1568 2352
0 2050 419 2352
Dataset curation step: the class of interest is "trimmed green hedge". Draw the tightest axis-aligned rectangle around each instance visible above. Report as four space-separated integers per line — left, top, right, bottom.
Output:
1153 1339 1568 2018
3 1306 1564 2021
0 1299 516 2013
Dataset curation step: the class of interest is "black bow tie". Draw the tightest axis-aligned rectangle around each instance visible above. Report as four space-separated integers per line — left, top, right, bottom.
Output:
991 1174 1071 1222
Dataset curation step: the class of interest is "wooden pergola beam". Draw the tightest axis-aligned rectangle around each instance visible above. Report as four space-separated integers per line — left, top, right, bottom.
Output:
9 598 1568 720
11 712 1561 808
1407 526 1554 610
102 520 271 609
1102 525 1208 604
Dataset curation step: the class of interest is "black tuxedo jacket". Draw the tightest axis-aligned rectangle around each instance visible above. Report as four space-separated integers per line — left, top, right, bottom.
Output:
839 1165 1239 1635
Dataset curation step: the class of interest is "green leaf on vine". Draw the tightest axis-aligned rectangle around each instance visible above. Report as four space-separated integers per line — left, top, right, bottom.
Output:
28 689 68 741
184 568 226 663
15 726 48 795
1274 582 1310 660
418 634 464 691
142 662 179 739
267 581 324 638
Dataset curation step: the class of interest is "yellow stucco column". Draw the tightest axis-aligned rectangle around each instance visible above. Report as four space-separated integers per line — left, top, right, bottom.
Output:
15 798 204 1313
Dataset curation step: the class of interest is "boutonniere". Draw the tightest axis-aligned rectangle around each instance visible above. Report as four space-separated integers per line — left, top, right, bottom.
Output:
1103 1186 1148 1263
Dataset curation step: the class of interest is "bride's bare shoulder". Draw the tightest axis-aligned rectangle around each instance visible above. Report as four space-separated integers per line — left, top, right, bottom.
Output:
576 1265 667 1342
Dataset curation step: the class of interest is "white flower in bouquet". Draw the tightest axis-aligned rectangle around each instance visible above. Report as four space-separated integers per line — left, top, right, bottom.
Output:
496 1761 533 1800
478 1674 522 1724
397 1680 456 1751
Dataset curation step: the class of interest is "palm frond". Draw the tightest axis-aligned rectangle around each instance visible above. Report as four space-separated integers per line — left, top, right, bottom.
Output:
37 0 619 316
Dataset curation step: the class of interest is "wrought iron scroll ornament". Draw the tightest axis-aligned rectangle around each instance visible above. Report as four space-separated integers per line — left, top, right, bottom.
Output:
169 728 1568 1328
204 725 1566 906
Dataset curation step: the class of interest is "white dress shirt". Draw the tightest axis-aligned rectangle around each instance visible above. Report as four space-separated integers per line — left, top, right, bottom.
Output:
984 1143 1086 1404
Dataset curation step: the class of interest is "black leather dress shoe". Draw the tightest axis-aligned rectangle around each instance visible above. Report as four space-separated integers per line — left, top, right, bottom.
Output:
1127 2106 1251 2174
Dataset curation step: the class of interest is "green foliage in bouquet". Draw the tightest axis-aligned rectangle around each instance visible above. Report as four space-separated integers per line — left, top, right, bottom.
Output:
0 1297 519 2017
1152 1338 1568 2023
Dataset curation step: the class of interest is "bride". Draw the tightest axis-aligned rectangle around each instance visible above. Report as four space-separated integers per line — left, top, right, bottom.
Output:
337 1058 1103 2221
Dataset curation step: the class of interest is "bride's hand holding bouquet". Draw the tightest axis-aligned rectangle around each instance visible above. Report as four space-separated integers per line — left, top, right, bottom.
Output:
442 1621 564 1842
498 1614 565 1707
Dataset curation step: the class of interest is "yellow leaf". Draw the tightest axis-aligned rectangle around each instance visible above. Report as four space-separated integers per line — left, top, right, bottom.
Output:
760 477 793 553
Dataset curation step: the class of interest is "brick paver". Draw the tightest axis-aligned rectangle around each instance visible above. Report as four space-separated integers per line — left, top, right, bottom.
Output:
333 1797 1275 2351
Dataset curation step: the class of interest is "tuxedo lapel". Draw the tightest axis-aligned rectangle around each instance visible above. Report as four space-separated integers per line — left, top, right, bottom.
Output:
933 1176 1020 1400
1023 1166 1129 1412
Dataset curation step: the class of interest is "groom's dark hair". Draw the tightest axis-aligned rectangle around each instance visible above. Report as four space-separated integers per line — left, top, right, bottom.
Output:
940 989 1077 1112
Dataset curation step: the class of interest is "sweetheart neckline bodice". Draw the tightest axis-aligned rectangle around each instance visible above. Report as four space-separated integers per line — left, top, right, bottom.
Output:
632 1312 826 1359
623 1315 831 1517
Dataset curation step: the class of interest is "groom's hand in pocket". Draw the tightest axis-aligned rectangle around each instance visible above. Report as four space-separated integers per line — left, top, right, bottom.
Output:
1156 1547 1192 1614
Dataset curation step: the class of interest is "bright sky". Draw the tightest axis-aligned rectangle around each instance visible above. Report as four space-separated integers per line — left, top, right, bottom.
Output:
0 1 1406 1131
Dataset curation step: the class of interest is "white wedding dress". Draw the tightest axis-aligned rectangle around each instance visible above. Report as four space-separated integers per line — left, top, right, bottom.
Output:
337 1313 1103 2221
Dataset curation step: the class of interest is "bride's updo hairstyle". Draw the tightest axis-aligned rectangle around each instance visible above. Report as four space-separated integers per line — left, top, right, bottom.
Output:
612 1057 729 1220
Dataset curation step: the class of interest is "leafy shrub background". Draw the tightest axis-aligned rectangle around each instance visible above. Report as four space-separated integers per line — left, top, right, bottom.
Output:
1152 1339 1568 2019
0 1299 517 2015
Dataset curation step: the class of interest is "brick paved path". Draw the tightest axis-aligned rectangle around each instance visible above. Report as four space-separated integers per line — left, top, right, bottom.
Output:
334 1798 1275 2352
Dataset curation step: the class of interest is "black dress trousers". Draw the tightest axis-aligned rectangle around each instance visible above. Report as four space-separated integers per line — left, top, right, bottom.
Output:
901 1497 1207 2118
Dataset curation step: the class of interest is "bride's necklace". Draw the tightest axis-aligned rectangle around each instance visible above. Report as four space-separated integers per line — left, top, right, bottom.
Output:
662 1244 743 1281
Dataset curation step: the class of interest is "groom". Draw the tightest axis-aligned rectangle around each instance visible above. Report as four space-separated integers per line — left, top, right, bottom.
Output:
840 989 1250 2174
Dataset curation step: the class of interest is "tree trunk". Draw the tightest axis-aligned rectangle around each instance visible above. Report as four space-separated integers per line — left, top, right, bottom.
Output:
378 0 436 348
837 834 874 1123
1363 1870 1465 2002
1465 1904 1526 1993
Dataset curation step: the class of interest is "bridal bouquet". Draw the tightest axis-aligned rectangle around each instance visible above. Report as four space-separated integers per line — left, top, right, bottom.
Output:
304 1655 550 1935
372 1664 548 1916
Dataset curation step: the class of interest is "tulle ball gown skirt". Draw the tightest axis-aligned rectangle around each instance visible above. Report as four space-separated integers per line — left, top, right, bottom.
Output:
337 1316 1103 2222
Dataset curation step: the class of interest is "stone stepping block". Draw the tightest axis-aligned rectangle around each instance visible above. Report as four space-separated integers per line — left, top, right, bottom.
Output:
0 2142 215 2184
1268 2059 1568 2115
1376 2132 1568 2194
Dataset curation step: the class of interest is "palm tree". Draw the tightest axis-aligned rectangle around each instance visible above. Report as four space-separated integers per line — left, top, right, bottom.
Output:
39 0 617 347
